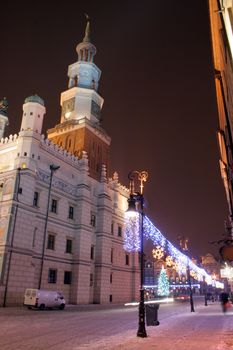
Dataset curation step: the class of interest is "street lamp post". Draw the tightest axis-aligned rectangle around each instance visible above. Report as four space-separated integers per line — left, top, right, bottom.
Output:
38 164 60 290
187 264 195 312
179 236 195 313
203 276 208 306
126 170 148 338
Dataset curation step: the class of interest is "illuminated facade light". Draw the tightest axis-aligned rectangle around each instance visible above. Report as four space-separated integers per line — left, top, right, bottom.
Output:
65 111 71 119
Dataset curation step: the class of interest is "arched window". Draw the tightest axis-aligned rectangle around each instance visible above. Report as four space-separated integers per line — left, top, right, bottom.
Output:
92 80 96 90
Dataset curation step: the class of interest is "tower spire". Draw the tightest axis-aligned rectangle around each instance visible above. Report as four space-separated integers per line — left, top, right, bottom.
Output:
47 16 110 181
83 14 91 43
67 15 100 91
76 14 96 63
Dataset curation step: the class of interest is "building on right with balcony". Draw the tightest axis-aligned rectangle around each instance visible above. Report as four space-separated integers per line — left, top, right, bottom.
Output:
208 0 233 228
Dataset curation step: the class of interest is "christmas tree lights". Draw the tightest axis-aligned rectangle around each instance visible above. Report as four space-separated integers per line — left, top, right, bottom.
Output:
157 266 170 296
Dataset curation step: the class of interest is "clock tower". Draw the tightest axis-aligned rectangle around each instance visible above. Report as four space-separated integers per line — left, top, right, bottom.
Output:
47 16 110 180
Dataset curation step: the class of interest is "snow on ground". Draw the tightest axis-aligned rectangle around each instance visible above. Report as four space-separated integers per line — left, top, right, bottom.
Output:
1 301 233 349
73 303 233 350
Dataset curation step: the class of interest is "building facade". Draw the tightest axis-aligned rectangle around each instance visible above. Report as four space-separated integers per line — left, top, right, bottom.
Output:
0 19 139 306
201 253 220 278
208 0 233 230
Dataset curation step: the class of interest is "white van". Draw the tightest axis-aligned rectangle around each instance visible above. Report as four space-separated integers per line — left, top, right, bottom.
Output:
24 289 65 310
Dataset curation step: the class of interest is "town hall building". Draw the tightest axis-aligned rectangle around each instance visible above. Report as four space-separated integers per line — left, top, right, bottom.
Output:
0 18 139 306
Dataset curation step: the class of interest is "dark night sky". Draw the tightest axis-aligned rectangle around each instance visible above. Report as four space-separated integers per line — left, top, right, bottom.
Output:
0 1 229 258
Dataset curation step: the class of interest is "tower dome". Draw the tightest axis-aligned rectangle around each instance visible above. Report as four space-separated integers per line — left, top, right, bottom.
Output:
24 95 45 106
0 97 9 139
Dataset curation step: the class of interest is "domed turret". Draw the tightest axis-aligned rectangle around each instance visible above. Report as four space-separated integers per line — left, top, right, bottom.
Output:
20 94 46 135
24 95 45 106
0 97 9 138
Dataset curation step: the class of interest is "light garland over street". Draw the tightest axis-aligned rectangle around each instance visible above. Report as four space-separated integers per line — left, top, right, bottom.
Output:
124 213 224 288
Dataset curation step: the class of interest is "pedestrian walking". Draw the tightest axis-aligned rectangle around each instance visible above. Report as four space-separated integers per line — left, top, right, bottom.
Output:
220 292 230 313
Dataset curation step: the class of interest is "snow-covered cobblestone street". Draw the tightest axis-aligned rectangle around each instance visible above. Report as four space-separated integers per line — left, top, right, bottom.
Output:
1 299 233 349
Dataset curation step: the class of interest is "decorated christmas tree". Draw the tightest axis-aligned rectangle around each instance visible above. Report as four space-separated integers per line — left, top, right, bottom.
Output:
157 266 170 296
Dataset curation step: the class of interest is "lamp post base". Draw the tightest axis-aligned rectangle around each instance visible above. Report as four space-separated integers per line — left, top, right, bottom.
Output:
204 290 208 306
137 291 147 338
137 328 147 338
190 293 195 312
137 322 147 337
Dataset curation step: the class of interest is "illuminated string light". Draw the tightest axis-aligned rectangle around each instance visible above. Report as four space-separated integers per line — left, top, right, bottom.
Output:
124 213 140 252
124 214 222 286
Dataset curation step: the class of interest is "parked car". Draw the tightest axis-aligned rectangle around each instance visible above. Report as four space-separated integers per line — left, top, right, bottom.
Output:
24 289 65 310
174 294 190 302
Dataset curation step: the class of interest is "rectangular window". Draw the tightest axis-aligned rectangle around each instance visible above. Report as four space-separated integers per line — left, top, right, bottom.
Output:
111 222 114 235
48 269 57 283
51 199 57 213
90 245 94 260
90 212 96 227
110 273 113 284
64 271 72 284
66 239 72 254
47 234 55 250
118 225 122 237
33 191 39 206
125 254 129 266
138 254 141 264
111 248 113 263
32 227 37 247
68 206 74 219
90 273 94 287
